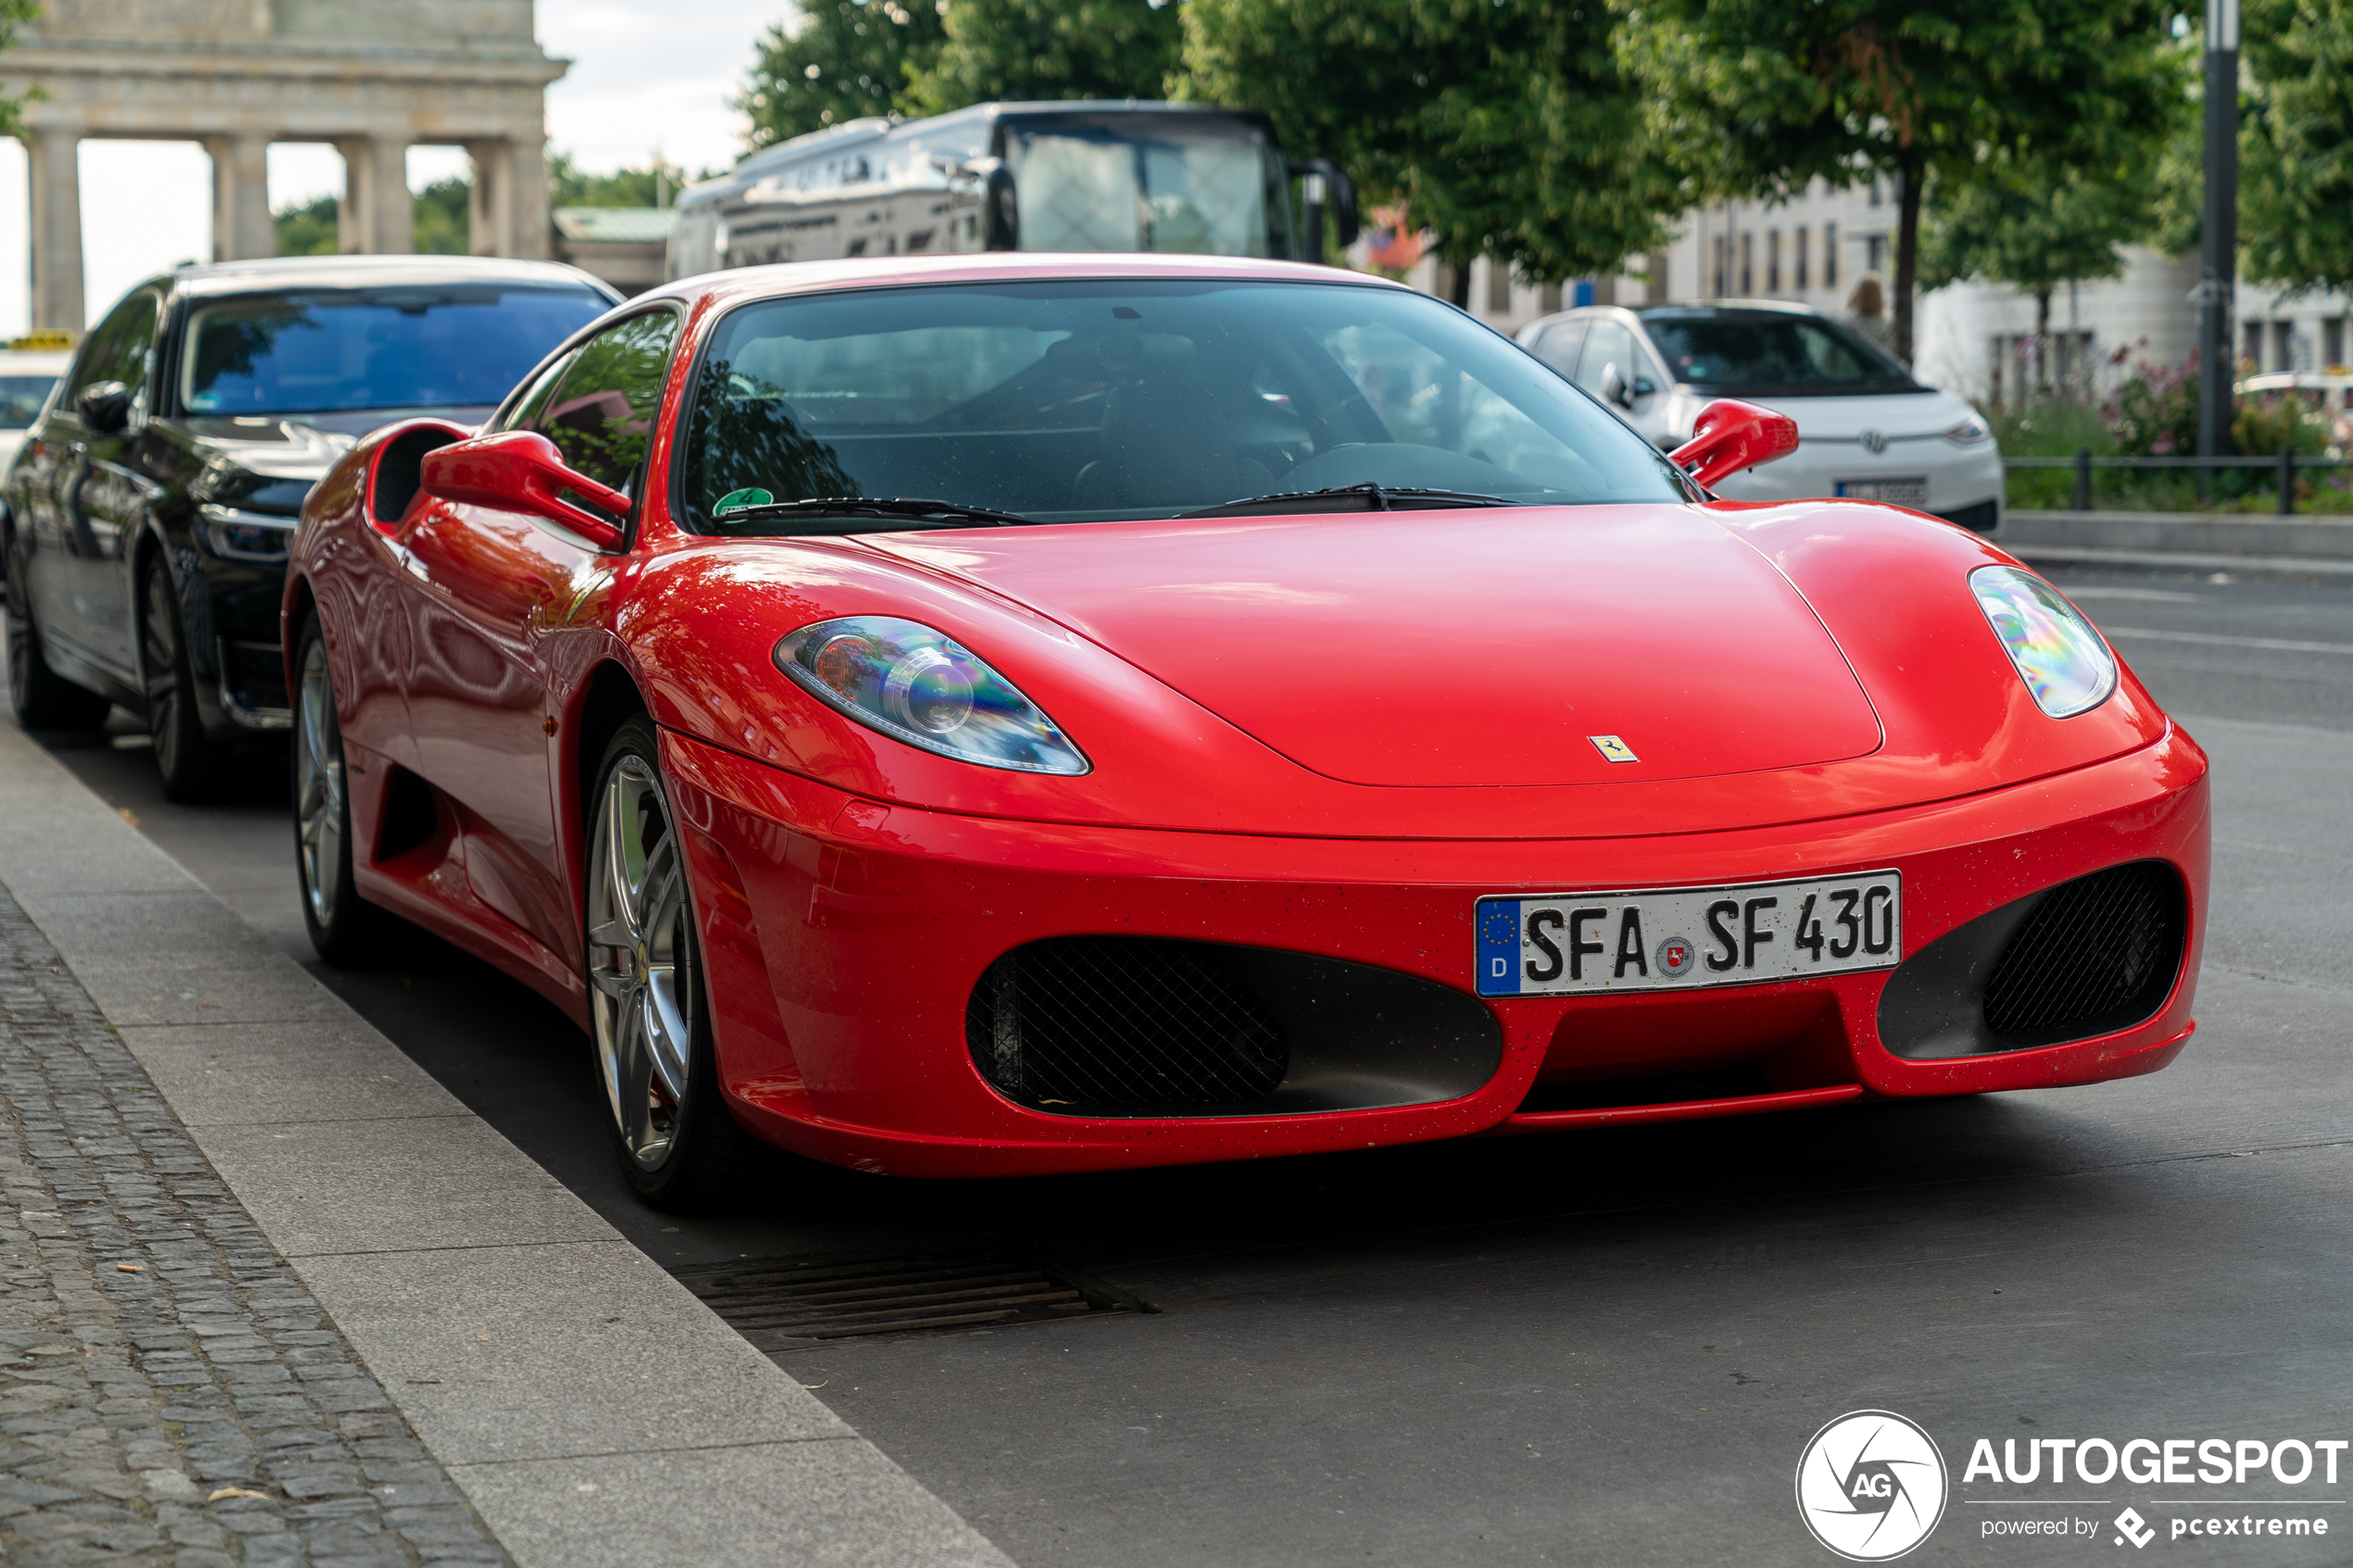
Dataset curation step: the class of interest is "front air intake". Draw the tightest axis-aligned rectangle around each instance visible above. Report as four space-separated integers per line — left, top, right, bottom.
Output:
1877 859 2187 1060
1981 860 2183 1040
968 938 1288 1111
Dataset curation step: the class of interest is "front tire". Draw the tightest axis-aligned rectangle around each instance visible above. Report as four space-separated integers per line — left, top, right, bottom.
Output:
585 716 748 1210
6 530 108 730
142 554 226 801
293 618 394 965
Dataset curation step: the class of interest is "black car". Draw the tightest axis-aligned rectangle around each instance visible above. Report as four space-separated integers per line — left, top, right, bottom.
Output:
3 256 619 797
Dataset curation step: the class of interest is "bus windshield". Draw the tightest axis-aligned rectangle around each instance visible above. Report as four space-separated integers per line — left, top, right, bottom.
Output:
1004 113 1290 258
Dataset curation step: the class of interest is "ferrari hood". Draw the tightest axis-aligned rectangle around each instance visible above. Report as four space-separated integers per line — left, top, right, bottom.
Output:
866 506 1884 788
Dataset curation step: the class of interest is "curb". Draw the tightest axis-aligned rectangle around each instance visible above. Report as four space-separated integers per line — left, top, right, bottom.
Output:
0 718 1014 1568
2006 543 2353 583
2005 508 2353 561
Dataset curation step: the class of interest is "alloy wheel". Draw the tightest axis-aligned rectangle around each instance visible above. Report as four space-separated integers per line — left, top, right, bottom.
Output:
142 565 184 780
586 754 693 1170
294 637 343 930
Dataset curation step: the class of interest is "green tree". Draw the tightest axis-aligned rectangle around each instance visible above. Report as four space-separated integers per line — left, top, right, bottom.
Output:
2240 0 2353 296
413 176 470 255
549 151 693 209
1184 0 1684 286
274 193 340 257
1919 150 2156 398
737 0 947 147
908 0 1181 114
1619 0 2188 364
0 0 39 139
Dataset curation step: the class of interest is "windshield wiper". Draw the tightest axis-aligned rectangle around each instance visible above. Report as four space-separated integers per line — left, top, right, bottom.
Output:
714 496 1036 531
1179 483 1522 519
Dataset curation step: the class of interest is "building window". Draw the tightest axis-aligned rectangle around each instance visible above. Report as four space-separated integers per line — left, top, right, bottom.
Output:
1740 232 1753 294
2327 317 2346 370
1712 235 1727 296
1768 230 1780 292
1866 233 1885 274
1825 222 1838 288
1487 260 1513 314
1869 176 1883 208
1795 228 1809 291
2243 321 2263 368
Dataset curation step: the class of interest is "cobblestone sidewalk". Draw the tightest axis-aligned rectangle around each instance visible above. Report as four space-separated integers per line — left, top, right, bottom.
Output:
0 891 507 1566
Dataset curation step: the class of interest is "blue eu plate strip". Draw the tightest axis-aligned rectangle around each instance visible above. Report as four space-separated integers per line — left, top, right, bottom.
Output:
1476 899 1522 997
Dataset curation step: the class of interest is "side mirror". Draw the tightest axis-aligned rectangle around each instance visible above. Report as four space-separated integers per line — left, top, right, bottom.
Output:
983 162 1019 251
417 431 628 551
1631 377 1657 398
78 381 130 434
1668 398 1800 490
1599 362 1633 410
1288 157 1359 257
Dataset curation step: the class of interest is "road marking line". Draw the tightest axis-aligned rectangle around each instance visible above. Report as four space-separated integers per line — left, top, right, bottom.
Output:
2103 624 2353 656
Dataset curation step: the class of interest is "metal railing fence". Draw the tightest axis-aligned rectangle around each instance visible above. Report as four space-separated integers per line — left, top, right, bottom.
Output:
2005 449 2353 514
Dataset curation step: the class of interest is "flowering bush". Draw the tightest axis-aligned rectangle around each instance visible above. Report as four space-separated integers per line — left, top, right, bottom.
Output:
2105 345 2199 457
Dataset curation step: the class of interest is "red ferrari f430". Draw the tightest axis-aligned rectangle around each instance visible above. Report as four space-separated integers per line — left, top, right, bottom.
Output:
284 254 2207 1208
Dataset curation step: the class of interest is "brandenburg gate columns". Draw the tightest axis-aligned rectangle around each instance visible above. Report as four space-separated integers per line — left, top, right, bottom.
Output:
7 0 565 329
27 128 82 332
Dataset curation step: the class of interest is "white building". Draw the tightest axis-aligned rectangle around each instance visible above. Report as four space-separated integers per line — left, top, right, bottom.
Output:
1385 173 2348 403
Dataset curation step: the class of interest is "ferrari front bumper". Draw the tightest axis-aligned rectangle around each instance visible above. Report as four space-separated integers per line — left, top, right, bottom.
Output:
660 723 2209 1178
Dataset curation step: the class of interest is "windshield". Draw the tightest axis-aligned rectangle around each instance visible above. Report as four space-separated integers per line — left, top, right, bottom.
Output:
677 279 1688 534
1005 114 1290 258
181 285 610 416
0 375 56 427
1642 309 1920 396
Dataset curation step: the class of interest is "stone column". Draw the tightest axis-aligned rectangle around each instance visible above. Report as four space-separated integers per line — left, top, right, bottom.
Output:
464 140 512 257
506 137 551 260
350 136 411 255
27 129 84 332
206 133 274 260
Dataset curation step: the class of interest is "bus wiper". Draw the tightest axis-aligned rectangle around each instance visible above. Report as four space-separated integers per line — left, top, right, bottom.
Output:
716 496 1037 530
1179 483 1522 519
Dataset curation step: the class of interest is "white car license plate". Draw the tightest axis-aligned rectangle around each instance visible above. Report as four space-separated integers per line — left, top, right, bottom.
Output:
1475 872 1902 997
1835 477 1928 506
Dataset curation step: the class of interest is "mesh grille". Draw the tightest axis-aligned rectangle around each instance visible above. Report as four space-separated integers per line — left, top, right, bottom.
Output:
1982 860 2183 1040
967 938 1288 1110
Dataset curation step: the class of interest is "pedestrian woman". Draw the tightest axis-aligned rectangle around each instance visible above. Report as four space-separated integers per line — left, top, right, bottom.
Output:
1846 274 1893 354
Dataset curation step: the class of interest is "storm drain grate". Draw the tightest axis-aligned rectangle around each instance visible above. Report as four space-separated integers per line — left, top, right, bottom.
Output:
671 1248 1144 1353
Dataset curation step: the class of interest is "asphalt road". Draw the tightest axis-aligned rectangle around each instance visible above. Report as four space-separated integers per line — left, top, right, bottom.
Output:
27 558 2353 1566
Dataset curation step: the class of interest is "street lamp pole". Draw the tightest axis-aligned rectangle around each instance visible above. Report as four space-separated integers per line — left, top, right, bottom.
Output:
2196 0 2240 470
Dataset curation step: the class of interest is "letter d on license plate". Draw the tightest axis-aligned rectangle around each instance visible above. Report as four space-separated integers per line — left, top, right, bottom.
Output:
1475 872 1902 997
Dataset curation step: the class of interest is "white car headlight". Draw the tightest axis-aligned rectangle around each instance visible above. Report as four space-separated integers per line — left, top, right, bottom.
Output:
1969 565 2116 718
198 503 297 562
1943 415 1992 445
774 615 1090 775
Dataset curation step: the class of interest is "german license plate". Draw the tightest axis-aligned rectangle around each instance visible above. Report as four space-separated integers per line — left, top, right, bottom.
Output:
1475 872 1902 997
1835 477 1928 506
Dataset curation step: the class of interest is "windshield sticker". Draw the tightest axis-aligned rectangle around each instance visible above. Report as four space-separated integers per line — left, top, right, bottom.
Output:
714 487 774 516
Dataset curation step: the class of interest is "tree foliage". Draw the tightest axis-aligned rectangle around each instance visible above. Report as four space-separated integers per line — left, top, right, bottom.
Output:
1183 0 1683 283
550 152 708 208
275 194 340 257
737 0 946 147
1618 0 2188 362
909 0 1181 114
2239 0 2353 295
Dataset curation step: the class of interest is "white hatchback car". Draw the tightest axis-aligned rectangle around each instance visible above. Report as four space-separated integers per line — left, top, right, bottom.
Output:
1516 300 2003 533
0 342 69 473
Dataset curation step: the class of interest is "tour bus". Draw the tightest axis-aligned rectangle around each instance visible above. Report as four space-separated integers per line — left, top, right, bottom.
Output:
668 100 1353 277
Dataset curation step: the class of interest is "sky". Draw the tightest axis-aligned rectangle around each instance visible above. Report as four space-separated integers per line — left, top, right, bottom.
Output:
0 0 786 334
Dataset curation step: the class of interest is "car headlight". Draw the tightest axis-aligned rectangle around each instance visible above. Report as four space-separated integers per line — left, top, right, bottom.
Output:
774 615 1090 775
1969 564 2116 718
1943 415 1992 445
198 503 297 562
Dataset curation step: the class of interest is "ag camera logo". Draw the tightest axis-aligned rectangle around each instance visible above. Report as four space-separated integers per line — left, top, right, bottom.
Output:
1796 1410 1949 1561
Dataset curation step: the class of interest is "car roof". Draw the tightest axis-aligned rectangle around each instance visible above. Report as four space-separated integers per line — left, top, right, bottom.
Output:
145 254 618 303
652 250 1414 315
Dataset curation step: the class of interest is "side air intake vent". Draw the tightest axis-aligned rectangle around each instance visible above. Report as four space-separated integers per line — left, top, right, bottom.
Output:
966 937 1504 1118
1877 859 2186 1060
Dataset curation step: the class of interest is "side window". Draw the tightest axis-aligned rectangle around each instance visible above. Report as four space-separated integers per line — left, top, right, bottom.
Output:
73 290 163 414
497 348 582 436
526 311 681 498
1575 320 1633 397
1530 320 1587 380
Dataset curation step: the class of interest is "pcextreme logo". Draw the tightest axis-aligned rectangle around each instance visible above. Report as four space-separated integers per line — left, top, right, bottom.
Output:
1796 1410 1951 1561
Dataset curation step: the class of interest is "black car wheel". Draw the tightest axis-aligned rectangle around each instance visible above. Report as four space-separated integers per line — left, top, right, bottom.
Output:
585 715 749 1210
292 617 395 965
5 530 108 730
141 554 224 801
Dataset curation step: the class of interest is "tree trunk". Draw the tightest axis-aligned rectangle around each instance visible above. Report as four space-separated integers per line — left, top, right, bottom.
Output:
1893 152 1921 367
2035 289 2052 399
1448 261 1472 310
